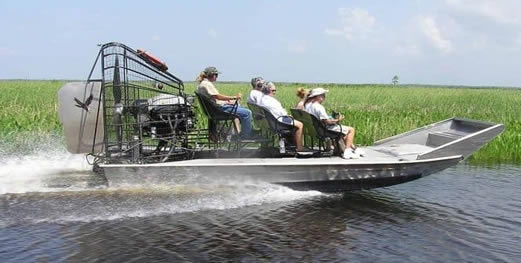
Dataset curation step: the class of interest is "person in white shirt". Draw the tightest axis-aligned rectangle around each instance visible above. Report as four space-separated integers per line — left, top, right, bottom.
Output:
248 77 265 105
259 82 305 152
304 87 364 159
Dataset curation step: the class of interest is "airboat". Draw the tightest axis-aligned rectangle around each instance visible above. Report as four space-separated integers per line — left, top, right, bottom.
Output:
58 42 504 192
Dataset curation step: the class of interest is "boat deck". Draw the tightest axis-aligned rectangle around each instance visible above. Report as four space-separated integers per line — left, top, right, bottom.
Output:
102 144 440 168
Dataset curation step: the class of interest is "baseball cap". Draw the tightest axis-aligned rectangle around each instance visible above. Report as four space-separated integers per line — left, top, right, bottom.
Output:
204 66 221 76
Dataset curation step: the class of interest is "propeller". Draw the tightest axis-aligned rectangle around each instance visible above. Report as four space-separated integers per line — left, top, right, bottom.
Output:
113 57 123 149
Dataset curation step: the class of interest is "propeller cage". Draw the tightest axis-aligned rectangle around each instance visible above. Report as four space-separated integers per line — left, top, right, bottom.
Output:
88 42 197 164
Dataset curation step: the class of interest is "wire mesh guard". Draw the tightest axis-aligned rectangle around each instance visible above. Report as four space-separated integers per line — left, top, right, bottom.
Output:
93 42 197 164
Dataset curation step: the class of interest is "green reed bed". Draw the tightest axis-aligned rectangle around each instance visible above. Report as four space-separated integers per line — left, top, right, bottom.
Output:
2 80 520 164
0 80 64 137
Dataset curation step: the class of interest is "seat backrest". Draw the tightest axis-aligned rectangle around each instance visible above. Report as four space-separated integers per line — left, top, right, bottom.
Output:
247 103 270 132
194 90 212 119
290 109 317 137
194 90 237 121
260 105 295 136
306 110 329 138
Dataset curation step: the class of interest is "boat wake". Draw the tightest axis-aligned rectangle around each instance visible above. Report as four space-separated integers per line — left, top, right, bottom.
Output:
0 149 96 195
0 148 322 225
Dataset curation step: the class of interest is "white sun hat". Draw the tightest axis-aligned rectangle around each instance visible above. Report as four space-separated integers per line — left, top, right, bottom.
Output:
308 87 329 98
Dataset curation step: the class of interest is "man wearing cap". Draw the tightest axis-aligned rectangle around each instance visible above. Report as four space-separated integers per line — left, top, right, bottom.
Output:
247 76 265 105
304 87 364 158
196 66 254 139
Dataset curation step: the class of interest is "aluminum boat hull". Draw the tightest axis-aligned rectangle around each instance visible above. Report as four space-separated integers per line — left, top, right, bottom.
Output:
100 155 462 192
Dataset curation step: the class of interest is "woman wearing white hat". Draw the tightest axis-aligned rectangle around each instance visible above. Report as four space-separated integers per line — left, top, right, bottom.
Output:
304 87 364 158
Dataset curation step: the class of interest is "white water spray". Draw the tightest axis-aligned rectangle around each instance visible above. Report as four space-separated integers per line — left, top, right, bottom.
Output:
0 137 324 224
0 149 92 194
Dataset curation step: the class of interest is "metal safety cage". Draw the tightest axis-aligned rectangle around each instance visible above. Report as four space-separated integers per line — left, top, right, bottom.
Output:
89 42 197 164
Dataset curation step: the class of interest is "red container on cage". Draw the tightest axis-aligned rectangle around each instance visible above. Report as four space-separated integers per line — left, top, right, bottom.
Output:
136 49 168 72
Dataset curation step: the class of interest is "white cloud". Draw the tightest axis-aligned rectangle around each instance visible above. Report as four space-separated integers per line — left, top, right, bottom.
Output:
208 28 218 38
445 0 521 26
418 16 452 54
388 1 521 57
443 0 521 50
325 8 375 41
287 41 306 54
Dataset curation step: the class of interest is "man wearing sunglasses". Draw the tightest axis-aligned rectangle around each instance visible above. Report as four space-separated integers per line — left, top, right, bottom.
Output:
258 82 305 152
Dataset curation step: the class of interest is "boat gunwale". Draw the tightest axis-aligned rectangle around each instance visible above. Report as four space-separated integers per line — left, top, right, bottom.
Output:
417 123 505 159
99 155 463 168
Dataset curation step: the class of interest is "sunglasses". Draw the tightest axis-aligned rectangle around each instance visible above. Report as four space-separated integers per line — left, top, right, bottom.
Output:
271 89 277 92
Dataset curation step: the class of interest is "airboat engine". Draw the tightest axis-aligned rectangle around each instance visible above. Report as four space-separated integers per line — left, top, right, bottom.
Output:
129 93 196 159
131 93 195 138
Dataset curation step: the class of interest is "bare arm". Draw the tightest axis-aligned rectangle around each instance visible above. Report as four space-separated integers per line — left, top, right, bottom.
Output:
212 93 242 102
323 114 344 125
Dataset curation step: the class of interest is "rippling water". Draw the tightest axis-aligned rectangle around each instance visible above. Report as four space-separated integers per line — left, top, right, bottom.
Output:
1 149 520 262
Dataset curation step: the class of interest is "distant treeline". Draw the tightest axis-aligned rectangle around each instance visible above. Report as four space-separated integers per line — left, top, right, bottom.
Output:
2 79 519 90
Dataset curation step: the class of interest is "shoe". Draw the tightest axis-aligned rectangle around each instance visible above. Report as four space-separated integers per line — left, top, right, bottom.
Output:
296 147 313 153
353 147 365 157
342 149 359 159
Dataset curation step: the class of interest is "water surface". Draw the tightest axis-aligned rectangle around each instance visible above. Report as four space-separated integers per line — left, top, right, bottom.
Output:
1 150 520 262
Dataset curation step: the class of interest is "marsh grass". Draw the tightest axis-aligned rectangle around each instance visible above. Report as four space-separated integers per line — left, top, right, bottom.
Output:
1 80 520 164
0 80 63 136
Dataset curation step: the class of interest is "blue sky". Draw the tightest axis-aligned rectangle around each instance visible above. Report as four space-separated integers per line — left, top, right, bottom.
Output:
1 0 520 86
